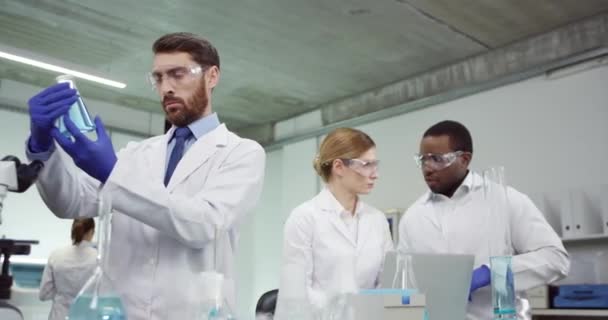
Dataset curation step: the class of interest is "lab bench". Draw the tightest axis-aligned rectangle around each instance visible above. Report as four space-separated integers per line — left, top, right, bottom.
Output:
528 285 608 319
532 308 608 319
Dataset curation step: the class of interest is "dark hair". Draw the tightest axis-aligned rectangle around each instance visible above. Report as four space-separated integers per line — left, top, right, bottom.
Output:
153 32 220 69
71 218 95 245
255 289 278 315
313 128 376 182
423 120 473 153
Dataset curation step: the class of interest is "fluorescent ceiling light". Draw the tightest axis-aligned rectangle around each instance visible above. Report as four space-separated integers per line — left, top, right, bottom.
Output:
0 50 126 89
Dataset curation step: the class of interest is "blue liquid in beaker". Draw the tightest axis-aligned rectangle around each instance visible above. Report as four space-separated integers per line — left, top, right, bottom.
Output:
68 295 127 320
204 305 236 320
490 256 516 319
55 95 95 137
54 75 95 138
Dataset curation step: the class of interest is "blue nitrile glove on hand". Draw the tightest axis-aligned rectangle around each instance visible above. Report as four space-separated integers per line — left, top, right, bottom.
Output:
28 83 79 153
52 115 117 183
469 265 491 301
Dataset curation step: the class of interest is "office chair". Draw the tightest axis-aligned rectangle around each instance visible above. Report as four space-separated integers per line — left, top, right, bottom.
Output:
0 301 22 320
255 289 278 318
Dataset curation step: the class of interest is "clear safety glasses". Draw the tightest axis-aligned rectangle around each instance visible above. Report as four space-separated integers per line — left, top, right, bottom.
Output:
413 151 465 171
147 65 204 89
342 158 380 176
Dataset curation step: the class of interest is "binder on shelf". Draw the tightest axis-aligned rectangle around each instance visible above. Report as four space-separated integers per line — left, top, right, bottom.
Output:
544 189 572 239
568 186 603 237
530 192 561 236
601 184 608 235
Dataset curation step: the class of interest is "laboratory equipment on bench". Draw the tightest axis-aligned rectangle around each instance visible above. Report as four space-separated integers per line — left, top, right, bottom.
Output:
490 256 516 319
0 239 39 300
553 284 608 309
54 75 95 138
319 256 358 320
350 288 427 320
0 155 44 320
483 166 517 320
0 156 44 225
68 190 127 320
199 227 235 320
274 250 314 320
482 166 512 256
380 251 473 320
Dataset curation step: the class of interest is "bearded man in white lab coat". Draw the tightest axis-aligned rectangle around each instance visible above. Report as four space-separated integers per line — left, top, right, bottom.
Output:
398 120 569 320
25 32 266 319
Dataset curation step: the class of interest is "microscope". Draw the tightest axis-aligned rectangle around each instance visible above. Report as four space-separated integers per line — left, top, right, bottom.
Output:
0 155 44 320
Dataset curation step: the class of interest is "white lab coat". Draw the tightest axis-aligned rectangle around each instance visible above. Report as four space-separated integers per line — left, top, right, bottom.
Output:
398 172 569 320
281 188 394 310
31 124 266 320
39 241 97 320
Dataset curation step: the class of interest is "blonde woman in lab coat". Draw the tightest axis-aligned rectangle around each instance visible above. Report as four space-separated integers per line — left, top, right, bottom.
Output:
40 218 97 320
280 128 394 311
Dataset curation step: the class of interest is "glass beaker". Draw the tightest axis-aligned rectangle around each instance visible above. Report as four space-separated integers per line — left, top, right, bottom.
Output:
482 166 512 256
393 252 416 290
68 189 127 320
490 256 516 319
199 227 235 320
199 271 235 320
274 251 314 320
318 256 356 320
55 75 95 138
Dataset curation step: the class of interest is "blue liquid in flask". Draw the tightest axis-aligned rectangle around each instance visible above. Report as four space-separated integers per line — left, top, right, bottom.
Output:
55 75 95 137
68 295 127 320
490 256 516 319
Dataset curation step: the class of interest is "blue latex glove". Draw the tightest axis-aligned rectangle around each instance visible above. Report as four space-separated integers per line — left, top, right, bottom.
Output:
52 115 117 183
28 83 79 153
469 265 491 301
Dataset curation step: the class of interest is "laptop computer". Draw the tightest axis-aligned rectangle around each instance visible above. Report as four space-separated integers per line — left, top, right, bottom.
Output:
380 251 474 320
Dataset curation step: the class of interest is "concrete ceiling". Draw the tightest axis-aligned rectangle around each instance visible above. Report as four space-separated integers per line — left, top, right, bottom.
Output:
1 0 608 132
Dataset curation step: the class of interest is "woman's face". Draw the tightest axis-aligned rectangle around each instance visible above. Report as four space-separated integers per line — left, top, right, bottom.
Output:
334 147 379 195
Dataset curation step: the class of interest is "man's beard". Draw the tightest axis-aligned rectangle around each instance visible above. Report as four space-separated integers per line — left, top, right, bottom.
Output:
164 80 209 127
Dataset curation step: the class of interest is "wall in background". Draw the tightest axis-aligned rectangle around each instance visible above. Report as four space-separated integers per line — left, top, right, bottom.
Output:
238 64 608 317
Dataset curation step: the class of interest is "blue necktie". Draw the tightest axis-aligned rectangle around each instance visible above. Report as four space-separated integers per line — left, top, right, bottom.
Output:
164 127 192 186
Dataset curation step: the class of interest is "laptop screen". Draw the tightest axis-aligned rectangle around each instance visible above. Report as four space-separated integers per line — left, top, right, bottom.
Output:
379 252 474 320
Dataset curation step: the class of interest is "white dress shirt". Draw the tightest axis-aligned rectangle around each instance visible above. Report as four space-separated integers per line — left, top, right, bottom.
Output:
340 209 360 244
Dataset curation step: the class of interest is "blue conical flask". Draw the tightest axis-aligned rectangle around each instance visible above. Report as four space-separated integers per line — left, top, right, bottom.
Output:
54 75 95 137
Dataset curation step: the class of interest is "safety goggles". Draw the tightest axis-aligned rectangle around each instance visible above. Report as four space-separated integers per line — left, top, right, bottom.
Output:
341 158 380 176
147 65 205 89
413 151 465 171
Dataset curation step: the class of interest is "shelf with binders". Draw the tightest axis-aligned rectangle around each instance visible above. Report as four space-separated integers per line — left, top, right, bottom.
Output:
532 308 608 317
529 184 608 243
